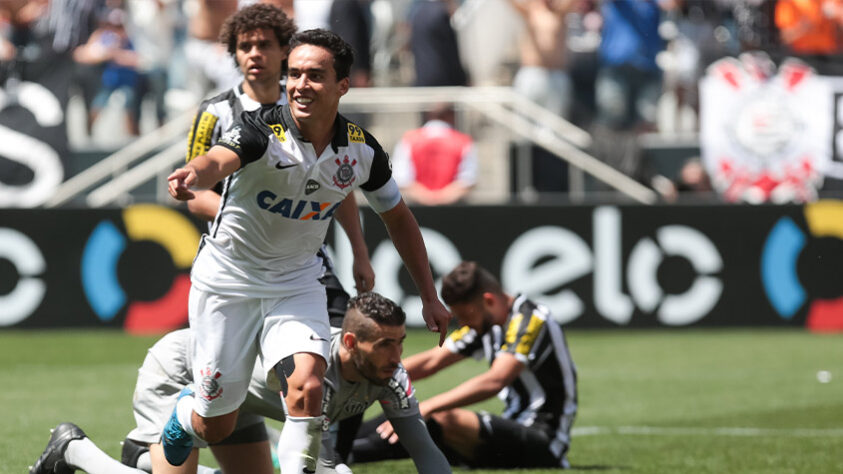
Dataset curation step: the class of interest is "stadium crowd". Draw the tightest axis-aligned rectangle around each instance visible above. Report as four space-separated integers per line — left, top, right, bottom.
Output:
4 0 843 205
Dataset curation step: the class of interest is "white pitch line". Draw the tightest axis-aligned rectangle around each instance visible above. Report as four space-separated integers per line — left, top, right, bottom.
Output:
572 426 843 438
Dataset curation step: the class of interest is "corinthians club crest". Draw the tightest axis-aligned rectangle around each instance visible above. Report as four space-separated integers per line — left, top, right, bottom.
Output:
333 155 357 189
699 53 833 203
199 367 223 400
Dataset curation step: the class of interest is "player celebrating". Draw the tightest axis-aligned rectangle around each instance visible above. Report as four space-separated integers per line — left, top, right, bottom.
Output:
166 29 450 472
353 261 578 469
30 292 451 474
184 3 374 293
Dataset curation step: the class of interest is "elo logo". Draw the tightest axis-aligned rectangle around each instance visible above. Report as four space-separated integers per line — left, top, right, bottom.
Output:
81 205 200 334
761 201 843 331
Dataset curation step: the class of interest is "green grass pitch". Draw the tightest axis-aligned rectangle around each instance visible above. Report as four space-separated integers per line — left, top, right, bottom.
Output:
3 328 843 473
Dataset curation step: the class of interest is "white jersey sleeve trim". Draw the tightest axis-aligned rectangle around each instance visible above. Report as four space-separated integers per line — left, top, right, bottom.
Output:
362 178 402 213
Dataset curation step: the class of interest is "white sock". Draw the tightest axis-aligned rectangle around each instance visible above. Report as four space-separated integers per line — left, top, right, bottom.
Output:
135 452 151 472
277 416 323 473
196 466 222 474
63 438 147 474
175 393 202 440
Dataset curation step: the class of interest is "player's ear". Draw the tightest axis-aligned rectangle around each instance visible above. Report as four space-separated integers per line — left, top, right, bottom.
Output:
481 292 496 309
338 76 350 96
342 331 357 350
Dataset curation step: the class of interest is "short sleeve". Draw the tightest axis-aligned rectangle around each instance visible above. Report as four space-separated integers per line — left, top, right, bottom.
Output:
443 326 484 359
360 132 392 192
215 110 271 167
378 366 420 419
500 309 546 364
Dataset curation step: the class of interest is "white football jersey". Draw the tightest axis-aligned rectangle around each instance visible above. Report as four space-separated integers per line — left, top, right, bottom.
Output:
191 105 400 297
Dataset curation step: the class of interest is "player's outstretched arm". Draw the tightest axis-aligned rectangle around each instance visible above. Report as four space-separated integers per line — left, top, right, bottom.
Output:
420 352 524 417
333 194 375 293
378 199 451 346
167 146 239 201
390 416 452 474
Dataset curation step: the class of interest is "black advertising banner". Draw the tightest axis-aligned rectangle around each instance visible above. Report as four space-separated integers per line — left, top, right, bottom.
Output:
2 202 843 332
0 205 203 332
340 202 843 330
0 35 72 207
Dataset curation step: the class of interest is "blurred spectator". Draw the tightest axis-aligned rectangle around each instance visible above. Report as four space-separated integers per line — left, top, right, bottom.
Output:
330 0 372 87
391 104 477 205
184 0 240 95
596 0 664 131
651 157 714 202
658 0 736 132
730 0 781 53
293 0 333 30
591 0 665 182
775 0 843 75
508 0 577 118
73 6 141 136
409 0 467 86
125 0 178 128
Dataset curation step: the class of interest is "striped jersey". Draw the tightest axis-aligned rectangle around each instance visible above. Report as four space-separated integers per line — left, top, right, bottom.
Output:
186 83 287 163
444 294 578 452
184 84 339 288
191 104 400 297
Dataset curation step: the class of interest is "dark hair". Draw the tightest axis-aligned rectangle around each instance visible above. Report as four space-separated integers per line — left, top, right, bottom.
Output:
342 292 405 341
440 261 502 306
219 3 296 59
289 28 354 80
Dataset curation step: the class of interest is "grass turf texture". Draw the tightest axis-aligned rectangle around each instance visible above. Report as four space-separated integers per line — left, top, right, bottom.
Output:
2 328 842 473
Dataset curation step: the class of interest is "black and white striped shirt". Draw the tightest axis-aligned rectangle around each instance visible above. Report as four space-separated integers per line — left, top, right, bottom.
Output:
445 294 578 455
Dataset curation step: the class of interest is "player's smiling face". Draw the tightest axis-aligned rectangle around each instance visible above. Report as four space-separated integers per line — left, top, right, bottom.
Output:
286 44 349 127
351 323 405 386
235 28 287 84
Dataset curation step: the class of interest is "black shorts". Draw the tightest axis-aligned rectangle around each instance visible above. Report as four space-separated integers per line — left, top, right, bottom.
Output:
319 263 350 328
470 412 569 469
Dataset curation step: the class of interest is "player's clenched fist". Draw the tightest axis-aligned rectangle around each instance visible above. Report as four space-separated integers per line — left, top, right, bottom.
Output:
167 167 197 201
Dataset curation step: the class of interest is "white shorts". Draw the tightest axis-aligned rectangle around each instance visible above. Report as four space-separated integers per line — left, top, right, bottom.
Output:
125 330 263 446
189 284 331 417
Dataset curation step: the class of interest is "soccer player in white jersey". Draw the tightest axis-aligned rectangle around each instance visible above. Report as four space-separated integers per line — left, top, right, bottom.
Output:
185 3 374 293
166 29 451 472
353 261 578 470
29 293 451 474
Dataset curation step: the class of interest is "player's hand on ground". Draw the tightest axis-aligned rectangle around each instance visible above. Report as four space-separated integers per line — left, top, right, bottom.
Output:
352 258 375 294
375 419 399 445
422 300 451 347
167 167 197 201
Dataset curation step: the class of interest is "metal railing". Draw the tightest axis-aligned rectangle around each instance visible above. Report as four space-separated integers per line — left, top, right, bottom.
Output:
44 86 657 207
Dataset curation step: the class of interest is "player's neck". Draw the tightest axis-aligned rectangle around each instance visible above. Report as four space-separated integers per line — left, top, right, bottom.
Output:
338 347 362 382
294 113 337 156
242 79 281 105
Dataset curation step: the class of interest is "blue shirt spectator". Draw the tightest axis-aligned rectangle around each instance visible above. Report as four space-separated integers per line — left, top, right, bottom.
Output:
599 0 663 72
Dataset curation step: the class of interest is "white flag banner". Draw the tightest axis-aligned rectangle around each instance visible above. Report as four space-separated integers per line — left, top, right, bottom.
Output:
700 54 833 203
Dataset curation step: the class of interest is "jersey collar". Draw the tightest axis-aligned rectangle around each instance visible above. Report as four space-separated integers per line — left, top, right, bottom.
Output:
280 105 350 153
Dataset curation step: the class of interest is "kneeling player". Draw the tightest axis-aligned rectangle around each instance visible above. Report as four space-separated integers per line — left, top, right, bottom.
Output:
30 292 450 474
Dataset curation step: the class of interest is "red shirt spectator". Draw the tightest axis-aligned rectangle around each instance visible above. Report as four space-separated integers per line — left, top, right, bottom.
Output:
392 105 478 205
